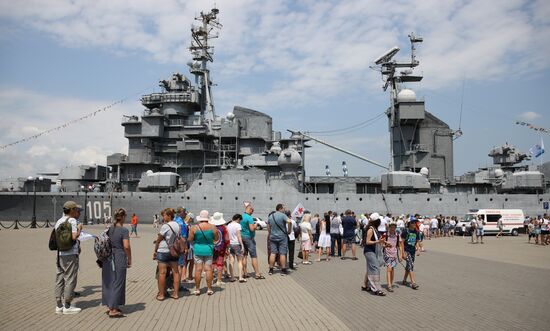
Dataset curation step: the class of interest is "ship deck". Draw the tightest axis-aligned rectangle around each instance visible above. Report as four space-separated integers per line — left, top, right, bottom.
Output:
1 224 549 330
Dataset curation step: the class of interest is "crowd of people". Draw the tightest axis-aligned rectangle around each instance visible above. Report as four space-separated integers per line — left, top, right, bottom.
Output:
52 199 548 317
526 214 550 245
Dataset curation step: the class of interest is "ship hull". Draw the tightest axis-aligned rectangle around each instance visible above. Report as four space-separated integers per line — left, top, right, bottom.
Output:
1 190 548 223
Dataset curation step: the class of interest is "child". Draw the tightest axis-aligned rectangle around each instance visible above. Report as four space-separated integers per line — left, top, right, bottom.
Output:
461 222 466 239
400 219 420 290
383 223 399 292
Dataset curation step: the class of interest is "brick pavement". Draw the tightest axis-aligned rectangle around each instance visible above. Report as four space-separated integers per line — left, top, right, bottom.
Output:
0 226 549 330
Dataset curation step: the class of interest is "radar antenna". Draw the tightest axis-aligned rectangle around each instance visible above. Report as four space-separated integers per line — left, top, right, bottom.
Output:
188 7 222 123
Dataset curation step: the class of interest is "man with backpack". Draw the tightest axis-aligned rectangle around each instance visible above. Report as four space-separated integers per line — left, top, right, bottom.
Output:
54 201 83 314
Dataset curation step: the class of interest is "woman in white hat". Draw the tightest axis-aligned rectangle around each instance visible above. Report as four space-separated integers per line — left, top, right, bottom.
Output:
210 212 230 287
188 210 219 295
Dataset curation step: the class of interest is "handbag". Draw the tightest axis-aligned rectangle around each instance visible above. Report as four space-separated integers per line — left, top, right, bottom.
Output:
165 223 186 258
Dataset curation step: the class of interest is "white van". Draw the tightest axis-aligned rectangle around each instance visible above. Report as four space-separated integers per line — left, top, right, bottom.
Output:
457 209 524 236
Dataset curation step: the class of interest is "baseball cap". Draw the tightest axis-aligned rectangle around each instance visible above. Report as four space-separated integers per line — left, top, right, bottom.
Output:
63 201 82 210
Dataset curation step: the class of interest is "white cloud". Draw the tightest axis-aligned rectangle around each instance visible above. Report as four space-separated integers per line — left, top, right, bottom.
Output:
1 0 549 112
518 111 542 121
0 88 133 178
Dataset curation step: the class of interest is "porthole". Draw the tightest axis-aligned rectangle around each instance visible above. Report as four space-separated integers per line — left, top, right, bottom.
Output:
220 197 223 200
203 197 207 200
346 197 349 201
427 198 430 202
60 196 64 199
335 198 339 201
221 182 224 186
122 196 126 199
187 196 190 200
505 198 508 202
439 198 442 202
181 196 184 199
199 182 202 186
489 198 493 202
475 198 478 202
237 182 241 186
316 197 320 201
235 197 239 200
540 198 543 202
252 197 256 200
454 198 458 202
305 197 309 201
269 197 273 200
359 198 363 202
139 196 142 199
168 196 171 199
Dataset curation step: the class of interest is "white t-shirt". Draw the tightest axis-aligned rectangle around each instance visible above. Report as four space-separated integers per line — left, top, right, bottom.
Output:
227 221 242 245
300 222 312 241
396 219 405 228
431 218 438 228
55 216 79 256
378 217 388 232
419 223 425 232
450 219 456 226
288 219 297 240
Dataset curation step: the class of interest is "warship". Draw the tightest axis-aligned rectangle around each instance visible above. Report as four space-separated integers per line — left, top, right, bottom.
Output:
1 8 549 228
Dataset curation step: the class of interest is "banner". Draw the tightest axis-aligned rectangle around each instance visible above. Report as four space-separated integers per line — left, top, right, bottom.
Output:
529 139 545 158
292 203 305 219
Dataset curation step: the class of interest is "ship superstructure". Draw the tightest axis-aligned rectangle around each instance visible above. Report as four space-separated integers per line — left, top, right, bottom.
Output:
1 7 548 224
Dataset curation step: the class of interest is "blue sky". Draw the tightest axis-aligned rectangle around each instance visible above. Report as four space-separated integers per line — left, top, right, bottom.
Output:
0 0 549 179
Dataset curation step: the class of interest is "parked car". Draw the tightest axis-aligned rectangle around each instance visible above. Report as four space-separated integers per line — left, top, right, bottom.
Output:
254 217 267 230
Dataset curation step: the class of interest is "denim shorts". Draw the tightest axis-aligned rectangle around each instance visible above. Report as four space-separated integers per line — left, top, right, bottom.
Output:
230 244 243 257
178 253 187 267
194 255 213 266
242 237 257 258
476 228 485 236
157 251 178 264
269 238 288 255
343 235 355 245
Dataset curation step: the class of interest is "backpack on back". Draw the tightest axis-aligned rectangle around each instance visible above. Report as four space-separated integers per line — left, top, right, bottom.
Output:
94 227 113 262
56 218 75 251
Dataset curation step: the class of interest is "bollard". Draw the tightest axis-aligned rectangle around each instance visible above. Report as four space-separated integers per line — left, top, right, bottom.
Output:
14 220 19 230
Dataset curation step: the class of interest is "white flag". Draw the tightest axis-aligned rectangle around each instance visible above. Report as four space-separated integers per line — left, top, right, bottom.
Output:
292 203 305 219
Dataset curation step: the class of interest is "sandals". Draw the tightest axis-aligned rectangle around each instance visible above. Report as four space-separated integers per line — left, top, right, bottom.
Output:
207 290 214 296
375 291 386 296
170 294 179 300
351 257 358 261
361 286 371 292
387 286 394 293
229 277 237 283
255 275 265 280
239 278 247 283
193 289 200 296
108 312 125 318
156 294 165 301
411 283 419 290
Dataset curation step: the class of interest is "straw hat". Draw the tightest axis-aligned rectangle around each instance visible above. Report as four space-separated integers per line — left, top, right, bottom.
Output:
209 212 226 226
196 210 209 222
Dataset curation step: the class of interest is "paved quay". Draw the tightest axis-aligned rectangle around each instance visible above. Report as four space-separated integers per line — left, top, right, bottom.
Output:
0 224 549 331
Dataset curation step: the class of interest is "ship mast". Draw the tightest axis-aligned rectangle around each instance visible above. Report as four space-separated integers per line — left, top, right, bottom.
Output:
188 8 222 125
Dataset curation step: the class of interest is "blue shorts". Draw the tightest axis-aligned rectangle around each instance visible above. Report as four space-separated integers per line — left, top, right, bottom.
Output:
343 235 355 245
156 252 178 264
476 228 484 236
242 237 257 258
269 238 288 255
178 253 187 266
230 244 243 257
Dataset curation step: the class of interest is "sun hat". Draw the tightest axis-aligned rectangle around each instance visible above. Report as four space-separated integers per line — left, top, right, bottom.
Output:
370 212 380 221
209 212 226 226
196 210 209 222
63 201 82 210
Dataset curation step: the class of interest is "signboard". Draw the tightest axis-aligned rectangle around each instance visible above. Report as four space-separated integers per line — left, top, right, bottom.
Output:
544 201 549 210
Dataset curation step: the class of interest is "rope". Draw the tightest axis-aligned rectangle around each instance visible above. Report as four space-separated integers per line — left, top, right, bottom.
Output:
0 221 15 229
17 221 32 228
306 112 386 136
